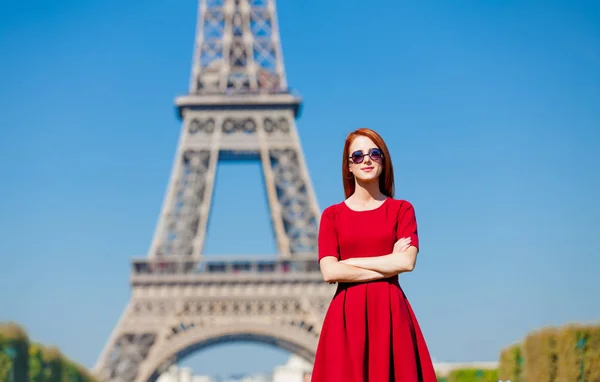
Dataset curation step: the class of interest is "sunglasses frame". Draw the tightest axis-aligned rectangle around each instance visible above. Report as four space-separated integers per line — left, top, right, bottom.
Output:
348 147 384 164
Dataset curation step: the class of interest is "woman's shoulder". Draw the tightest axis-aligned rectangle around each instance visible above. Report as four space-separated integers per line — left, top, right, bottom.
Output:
387 197 416 211
322 201 344 213
320 201 347 220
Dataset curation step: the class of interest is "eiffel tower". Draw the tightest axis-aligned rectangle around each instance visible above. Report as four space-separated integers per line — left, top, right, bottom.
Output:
94 1 333 381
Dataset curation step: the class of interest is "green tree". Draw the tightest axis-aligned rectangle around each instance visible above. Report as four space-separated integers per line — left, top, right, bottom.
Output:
0 351 11 382
29 343 45 382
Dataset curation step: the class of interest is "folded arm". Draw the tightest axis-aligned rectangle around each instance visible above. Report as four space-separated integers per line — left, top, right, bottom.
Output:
319 256 393 283
340 246 418 276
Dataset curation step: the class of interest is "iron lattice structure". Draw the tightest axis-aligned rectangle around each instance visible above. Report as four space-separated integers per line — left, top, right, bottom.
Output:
94 1 333 381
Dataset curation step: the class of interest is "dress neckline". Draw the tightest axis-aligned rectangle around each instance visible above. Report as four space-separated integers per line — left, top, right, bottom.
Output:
342 197 390 212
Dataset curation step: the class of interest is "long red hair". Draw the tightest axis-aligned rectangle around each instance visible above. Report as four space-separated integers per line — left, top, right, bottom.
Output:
342 128 395 199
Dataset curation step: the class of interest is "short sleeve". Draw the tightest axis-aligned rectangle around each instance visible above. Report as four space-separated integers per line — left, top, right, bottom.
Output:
397 201 419 251
318 207 340 261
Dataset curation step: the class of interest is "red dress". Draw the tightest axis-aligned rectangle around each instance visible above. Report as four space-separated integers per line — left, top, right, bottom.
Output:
311 198 437 382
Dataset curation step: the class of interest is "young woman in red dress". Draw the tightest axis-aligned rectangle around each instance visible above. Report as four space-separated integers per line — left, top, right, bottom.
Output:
311 128 437 382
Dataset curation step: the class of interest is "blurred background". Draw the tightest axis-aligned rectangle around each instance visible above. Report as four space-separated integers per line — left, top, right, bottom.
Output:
1 0 599 381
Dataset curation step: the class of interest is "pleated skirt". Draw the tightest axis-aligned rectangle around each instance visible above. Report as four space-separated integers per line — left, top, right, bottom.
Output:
311 278 437 382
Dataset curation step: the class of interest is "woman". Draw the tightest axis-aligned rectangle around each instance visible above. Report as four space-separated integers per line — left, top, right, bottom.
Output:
311 128 437 382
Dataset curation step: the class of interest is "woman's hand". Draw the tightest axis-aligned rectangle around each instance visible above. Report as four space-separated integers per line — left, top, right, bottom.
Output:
393 237 411 253
340 237 411 267
335 237 417 277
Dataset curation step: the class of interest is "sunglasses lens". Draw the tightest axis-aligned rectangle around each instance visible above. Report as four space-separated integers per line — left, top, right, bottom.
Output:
370 148 383 161
351 152 364 164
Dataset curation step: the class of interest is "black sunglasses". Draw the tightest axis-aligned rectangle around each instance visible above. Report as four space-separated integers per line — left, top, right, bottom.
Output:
349 148 383 164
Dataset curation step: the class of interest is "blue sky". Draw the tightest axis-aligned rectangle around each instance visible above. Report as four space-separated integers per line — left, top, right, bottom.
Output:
1 0 599 378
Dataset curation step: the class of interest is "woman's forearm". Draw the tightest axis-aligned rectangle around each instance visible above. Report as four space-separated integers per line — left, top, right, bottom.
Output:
341 247 418 275
320 258 389 283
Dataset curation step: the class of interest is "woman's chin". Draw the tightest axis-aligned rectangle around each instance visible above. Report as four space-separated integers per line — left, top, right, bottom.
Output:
355 174 380 184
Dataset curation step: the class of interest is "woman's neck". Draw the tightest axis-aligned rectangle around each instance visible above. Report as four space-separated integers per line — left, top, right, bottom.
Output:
351 180 386 203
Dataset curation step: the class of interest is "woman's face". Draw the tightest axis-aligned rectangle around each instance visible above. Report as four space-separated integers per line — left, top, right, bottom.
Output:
348 135 384 182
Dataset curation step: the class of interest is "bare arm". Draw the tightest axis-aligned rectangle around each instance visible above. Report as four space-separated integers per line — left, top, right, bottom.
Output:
319 256 392 283
340 245 418 276
337 201 421 277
